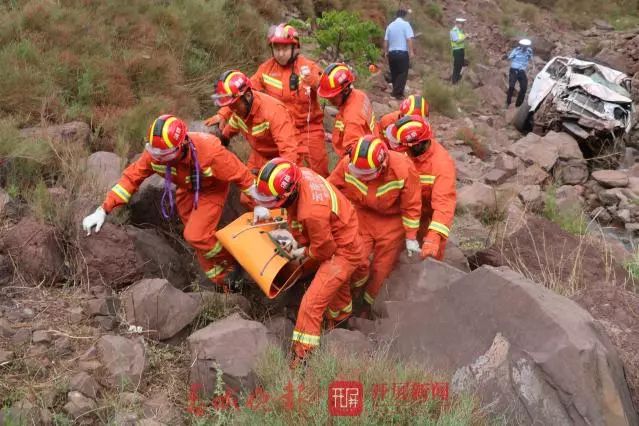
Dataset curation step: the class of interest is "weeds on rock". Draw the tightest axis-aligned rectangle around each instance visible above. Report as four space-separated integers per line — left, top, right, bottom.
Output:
542 185 588 236
455 127 489 160
185 344 486 424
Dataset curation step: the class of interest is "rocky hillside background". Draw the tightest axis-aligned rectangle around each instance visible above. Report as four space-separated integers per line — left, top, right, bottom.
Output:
1 0 639 424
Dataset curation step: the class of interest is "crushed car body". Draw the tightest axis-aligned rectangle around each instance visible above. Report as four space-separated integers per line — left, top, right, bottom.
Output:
513 56 635 166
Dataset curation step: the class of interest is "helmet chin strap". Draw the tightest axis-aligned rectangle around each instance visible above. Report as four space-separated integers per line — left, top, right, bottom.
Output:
270 45 299 66
280 188 299 208
409 140 430 157
240 92 253 118
287 45 299 66
340 86 352 105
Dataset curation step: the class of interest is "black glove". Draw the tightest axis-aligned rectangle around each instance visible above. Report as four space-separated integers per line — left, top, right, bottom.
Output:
220 135 231 147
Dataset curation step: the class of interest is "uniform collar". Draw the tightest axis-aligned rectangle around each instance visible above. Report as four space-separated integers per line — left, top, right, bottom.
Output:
246 91 263 121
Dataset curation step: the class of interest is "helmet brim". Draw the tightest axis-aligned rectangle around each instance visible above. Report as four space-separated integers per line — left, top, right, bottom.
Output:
211 94 239 107
317 86 344 99
269 38 299 46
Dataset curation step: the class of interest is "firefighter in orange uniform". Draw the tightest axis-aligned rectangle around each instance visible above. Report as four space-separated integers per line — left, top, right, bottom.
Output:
251 158 369 365
81 115 257 291
210 70 300 174
379 94 429 145
388 115 456 260
206 24 329 176
317 63 378 157
327 135 422 314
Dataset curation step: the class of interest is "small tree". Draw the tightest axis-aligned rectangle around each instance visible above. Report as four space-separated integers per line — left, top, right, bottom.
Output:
314 10 383 74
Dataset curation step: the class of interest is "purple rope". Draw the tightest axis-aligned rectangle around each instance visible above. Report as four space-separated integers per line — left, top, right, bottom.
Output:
160 165 175 220
160 140 200 220
189 139 200 210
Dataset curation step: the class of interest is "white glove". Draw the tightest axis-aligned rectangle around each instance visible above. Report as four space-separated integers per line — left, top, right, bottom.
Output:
405 239 420 257
269 229 298 252
290 247 306 260
253 206 271 224
82 207 106 236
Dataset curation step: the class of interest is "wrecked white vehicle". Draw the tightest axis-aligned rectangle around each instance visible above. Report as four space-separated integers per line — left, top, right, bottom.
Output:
513 56 635 168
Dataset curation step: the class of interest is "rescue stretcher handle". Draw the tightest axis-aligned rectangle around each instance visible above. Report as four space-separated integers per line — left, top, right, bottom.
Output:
231 218 286 238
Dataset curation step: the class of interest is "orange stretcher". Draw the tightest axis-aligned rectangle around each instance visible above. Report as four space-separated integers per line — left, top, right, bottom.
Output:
216 209 318 299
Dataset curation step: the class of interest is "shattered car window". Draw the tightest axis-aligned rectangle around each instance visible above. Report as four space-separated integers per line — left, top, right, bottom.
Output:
589 73 631 99
546 59 568 79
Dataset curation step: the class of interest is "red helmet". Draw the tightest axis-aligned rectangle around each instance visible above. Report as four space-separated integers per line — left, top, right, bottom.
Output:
212 70 252 107
400 95 429 118
255 158 302 208
268 23 300 46
389 115 433 152
145 114 188 162
317 63 355 98
348 135 388 181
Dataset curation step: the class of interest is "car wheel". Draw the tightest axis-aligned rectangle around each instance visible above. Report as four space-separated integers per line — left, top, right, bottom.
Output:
512 103 532 133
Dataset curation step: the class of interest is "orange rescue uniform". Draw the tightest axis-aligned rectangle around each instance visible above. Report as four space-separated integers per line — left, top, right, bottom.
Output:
328 151 421 305
219 56 329 176
287 168 368 358
221 91 300 173
102 133 255 287
331 89 378 157
378 110 402 143
412 139 457 260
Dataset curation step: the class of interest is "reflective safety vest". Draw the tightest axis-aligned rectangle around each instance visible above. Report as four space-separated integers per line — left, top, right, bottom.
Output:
450 26 466 50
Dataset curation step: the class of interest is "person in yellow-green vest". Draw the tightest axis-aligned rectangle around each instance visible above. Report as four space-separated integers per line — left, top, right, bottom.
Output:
450 17 467 84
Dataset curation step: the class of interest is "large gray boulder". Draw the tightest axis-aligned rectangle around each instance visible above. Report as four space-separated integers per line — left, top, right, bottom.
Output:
375 265 638 424
508 134 559 171
373 259 466 317
20 121 91 149
95 335 146 391
77 224 191 289
122 278 201 340
86 151 122 193
1 216 66 285
187 313 272 396
457 182 497 215
555 159 589 185
541 131 583 160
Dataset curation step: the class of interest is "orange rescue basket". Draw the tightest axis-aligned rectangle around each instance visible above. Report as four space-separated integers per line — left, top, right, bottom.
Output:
216 209 317 299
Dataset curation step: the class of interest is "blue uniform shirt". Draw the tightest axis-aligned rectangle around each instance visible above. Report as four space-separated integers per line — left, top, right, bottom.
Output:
385 17 414 52
508 46 533 70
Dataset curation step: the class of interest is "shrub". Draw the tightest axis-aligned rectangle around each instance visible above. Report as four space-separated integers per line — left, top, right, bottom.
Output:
425 2 443 22
543 185 588 235
423 77 457 117
423 78 478 118
314 10 383 74
187 345 484 424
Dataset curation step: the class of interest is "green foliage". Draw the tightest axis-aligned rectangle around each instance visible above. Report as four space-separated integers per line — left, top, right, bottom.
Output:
425 2 443 22
314 10 383 74
422 77 478 118
189 345 483 424
420 27 450 61
543 185 588 235
0 0 271 133
0 118 52 197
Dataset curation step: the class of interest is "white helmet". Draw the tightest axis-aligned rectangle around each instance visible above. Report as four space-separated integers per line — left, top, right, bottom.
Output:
519 38 532 46
455 17 467 23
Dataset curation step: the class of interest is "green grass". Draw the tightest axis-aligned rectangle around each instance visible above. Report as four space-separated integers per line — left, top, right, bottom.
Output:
422 77 478 118
542 185 588 236
626 250 639 281
187 345 485 424
425 2 444 22
0 0 272 132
